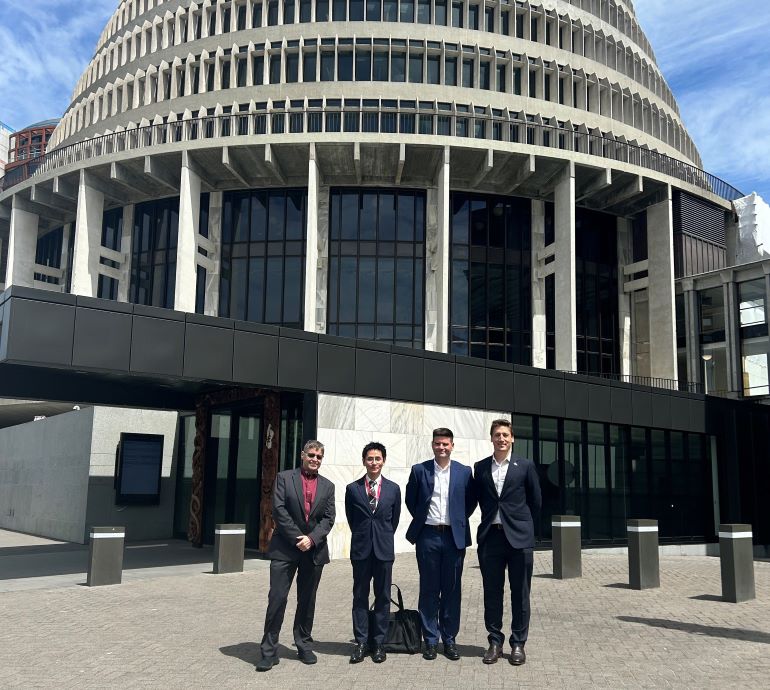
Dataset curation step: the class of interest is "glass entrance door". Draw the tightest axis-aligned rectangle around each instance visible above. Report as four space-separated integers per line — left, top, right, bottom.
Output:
202 406 264 548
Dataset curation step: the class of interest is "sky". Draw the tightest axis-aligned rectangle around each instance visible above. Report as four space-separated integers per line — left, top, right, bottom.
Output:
0 0 767 199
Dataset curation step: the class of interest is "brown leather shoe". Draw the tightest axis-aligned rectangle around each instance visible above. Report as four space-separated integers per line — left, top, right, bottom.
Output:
482 644 502 664
509 644 526 666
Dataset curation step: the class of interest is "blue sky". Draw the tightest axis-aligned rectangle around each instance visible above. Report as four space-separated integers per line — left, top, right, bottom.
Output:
0 0 767 199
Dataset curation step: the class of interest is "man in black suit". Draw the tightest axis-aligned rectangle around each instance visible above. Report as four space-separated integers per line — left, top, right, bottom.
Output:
474 419 541 667
257 440 335 672
405 428 476 661
345 441 401 664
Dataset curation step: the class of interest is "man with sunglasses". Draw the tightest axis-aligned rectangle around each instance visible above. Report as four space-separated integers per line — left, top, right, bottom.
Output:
257 440 336 672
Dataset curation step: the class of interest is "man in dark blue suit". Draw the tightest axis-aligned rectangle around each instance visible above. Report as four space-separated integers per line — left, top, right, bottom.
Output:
345 441 401 664
405 428 476 661
474 419 541 667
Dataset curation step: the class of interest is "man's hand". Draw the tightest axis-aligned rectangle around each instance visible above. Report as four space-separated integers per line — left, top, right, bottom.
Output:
295 535 313 552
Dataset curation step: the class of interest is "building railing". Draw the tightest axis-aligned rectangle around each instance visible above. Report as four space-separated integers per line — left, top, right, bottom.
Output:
565 370 736 396
0 105 744 202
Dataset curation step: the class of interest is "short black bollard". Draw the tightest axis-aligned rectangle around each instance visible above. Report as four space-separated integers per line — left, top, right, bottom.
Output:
719 524 755 603
627 519 659 590
552 515 582 579
214 524 246 574
87 526 125 586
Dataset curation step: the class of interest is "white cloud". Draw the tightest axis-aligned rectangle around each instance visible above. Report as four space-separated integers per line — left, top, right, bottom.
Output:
635 0 770 199
0 0 115 130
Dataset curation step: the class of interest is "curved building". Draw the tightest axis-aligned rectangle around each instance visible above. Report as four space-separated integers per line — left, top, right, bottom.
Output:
0 1 766 552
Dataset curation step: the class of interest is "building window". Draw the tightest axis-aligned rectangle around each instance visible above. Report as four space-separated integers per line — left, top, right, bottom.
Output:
219 189 306 327
739 278 769 396
130 197 179 308
699 287 725 343
575 208 619 375
449 193 532 364
34 226 64 285
739 279 766 327
327 188 425 348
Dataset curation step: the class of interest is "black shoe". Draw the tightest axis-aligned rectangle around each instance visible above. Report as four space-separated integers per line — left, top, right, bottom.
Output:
298 650 317 665
509 644 526 666
371 645 387 663
482 644 502 665
422 644 438 660
256 656 280 672
349 642 369 664
443 643 460 661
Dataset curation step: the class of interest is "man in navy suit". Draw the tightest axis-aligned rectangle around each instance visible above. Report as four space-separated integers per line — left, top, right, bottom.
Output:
474 419 541 667
405 428 476 661
345 441 401 664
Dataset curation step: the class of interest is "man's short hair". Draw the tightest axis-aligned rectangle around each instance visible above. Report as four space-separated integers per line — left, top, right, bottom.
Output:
362 441 387 460
489 419 512 436
432 427 454 440
302 440 325 455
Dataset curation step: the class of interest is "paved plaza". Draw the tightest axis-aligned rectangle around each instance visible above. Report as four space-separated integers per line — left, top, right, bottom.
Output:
0 533 768 689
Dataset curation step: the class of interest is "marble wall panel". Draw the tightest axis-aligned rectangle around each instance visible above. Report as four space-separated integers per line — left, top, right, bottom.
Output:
318 393 522 559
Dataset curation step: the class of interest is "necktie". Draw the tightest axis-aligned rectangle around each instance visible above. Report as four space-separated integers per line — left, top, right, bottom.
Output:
368 479 377 512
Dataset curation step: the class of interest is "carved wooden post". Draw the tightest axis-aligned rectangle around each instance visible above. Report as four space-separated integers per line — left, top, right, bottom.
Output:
259 392 281 552
188 400 209 547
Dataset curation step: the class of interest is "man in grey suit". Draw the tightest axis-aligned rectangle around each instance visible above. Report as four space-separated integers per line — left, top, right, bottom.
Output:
257 440 335 672
474 419 541 667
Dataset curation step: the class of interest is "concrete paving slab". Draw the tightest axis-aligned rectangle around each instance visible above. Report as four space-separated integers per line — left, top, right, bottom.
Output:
0 549 768 688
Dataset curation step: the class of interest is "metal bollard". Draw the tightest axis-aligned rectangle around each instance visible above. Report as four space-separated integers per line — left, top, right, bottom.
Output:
719 524 755 603
87 526 125 586
552 515 582 579
627 519 659 590
214 524 246 574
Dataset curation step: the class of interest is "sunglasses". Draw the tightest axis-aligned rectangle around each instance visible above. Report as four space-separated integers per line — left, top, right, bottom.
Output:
304 452 323 459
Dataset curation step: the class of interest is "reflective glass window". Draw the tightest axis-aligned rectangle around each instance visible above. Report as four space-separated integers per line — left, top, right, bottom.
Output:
130 197 179 309
449 192 532 364
219 189 306 328
327 188 425 348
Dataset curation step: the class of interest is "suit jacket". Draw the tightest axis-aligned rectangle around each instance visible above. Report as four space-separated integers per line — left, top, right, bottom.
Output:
345 475 401 562
267 468 336 566
473 454 541 550
404 459 476 550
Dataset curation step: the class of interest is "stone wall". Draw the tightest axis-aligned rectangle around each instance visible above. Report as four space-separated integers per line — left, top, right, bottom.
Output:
317 393 507 560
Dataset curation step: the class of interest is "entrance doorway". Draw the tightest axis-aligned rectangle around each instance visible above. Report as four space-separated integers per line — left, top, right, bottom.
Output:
174 392 307 549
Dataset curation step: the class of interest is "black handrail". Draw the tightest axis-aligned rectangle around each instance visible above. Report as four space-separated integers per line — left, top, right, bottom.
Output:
0 107 744 202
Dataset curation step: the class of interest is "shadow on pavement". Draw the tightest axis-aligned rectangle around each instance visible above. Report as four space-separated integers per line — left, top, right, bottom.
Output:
220 642 298 665
604 582 629 589
690 594 725 602
617 616 770 644
0 539 265 580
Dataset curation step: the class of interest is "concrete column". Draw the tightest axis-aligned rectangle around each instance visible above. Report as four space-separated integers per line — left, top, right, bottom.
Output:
429 146 450 353
681 280 700 388
174 160 201 312
646 187 677 381
304 145 320 332
117 204 134 302
554 164 576 371
204 191 223 316
315 184 330 333
531 199 547 368
71 171 105 297
6 195 40 288
617 217 633 377
722 275 741 395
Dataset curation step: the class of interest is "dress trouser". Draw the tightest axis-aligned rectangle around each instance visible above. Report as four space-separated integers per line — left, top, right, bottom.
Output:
415 526 465 645
351 554 393 645
260 551 324 658
478 528 534 647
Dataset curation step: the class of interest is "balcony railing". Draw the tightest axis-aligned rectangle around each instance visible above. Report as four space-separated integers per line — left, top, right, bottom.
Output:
0 105 744 202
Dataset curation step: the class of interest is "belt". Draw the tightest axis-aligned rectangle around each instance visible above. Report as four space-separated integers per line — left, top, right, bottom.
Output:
426 524 451 531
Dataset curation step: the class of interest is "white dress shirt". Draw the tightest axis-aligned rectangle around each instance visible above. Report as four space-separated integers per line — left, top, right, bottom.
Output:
491 454 511 525
425 461 451 525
